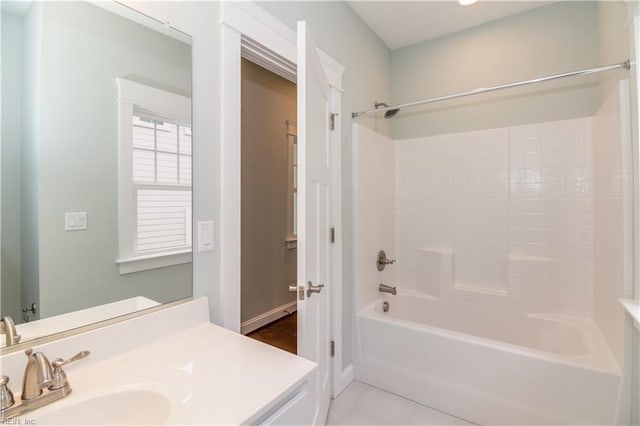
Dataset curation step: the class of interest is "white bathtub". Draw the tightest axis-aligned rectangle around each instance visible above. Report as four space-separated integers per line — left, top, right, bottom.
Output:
354 292 622 425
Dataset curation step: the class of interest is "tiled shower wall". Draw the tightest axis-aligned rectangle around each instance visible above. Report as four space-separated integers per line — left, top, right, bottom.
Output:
396 117 596 316
593 80 632 368
354 125 396 312
356 80 630 329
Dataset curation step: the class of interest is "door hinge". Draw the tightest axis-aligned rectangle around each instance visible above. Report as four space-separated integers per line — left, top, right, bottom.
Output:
330 340 335 357
330 227 335 243
329 113 337 131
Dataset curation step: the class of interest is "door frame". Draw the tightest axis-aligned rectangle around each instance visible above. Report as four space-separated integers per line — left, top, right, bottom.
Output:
219 2 352 397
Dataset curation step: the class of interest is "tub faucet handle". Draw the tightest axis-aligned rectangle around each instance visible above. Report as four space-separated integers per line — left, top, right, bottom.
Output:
377 250 396 271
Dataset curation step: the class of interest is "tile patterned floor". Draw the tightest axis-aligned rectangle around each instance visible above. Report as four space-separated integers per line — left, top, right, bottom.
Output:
327 381 473 425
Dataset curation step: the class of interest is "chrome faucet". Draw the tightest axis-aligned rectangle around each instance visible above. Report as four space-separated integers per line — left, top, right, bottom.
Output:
1 316 21 347
379 283 397 295
0 349 90 419
21 349 54 400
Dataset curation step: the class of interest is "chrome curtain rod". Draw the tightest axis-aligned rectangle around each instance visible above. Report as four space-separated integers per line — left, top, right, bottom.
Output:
352 60 631 118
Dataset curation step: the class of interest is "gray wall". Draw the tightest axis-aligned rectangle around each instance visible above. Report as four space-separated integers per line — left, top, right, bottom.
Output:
3 1 194 320
1 11 24 321
598 1 631 103
390 1 601 139
258 0 391 369
240 59 297 323
37 1 192 317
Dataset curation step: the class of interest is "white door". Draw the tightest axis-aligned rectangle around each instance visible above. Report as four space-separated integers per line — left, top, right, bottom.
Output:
296 21 332 425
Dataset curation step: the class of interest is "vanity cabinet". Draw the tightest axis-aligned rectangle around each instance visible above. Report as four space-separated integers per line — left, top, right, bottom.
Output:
258 384 313 425
0 298 317 425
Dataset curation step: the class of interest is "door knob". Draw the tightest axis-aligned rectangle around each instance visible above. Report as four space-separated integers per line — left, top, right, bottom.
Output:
22 303 37 322
289 284 305 300
307 281 324 297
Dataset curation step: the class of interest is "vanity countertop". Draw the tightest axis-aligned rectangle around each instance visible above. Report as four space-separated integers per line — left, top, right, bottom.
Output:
69 323 316 424
1 298 317 425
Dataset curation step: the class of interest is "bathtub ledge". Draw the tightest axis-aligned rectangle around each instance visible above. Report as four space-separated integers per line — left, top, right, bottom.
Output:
620 298 640 330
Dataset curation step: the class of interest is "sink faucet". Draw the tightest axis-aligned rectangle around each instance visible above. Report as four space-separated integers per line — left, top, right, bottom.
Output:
0 349 90 419
1 317 21 347
379 283 397 295
21 349 54 400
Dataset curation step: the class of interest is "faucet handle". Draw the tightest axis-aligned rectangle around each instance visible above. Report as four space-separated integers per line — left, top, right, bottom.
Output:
49 351 90 390
376 250 397 271
0 375 15 410
51 351 91 368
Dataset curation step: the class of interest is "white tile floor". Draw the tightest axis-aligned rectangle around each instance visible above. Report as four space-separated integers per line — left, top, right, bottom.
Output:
327 381 473 426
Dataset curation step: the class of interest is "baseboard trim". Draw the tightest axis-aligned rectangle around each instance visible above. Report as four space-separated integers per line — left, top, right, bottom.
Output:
241 300 297 335
333 364 354 398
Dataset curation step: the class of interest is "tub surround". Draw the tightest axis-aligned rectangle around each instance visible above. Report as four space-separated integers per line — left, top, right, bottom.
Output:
354 81 631 331
356 298 620 425
352 80 630 425
353 124 397 314
0 298 317 424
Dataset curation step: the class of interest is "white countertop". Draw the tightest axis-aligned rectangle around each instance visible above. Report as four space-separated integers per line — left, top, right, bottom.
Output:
1 298 317 424
69 324 316 424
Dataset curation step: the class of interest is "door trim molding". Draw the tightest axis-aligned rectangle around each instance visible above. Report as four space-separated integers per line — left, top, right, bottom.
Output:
219 1 350 398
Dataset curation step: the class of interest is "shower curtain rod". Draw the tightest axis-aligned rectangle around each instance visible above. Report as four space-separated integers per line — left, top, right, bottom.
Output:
351 60 631 118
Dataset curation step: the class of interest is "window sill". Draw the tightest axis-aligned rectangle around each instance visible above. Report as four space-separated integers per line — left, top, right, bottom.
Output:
619 298 640 330
116 250 192 274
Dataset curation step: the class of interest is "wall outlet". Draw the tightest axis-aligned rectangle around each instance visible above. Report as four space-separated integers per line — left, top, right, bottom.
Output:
65 212 88 231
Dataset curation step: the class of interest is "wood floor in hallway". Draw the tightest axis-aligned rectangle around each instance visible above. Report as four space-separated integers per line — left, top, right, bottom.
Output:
247 312 297 354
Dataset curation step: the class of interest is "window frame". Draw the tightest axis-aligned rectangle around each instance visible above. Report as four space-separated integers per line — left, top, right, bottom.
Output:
116 78 192 274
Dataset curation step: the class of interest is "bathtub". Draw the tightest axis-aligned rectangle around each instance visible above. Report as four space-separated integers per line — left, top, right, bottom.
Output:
354 292 622 425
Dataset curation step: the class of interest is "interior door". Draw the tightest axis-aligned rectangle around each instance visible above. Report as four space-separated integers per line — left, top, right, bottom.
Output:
296 21 332 425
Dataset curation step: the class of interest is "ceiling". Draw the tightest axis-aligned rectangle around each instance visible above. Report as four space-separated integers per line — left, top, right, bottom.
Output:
2 1 557 50
347 1 557 50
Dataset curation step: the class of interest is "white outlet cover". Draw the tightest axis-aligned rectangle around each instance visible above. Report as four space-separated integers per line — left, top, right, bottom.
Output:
198 220 214 252
65 212 88 231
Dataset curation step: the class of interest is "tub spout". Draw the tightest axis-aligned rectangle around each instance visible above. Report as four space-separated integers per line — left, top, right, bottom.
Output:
379 284 397 295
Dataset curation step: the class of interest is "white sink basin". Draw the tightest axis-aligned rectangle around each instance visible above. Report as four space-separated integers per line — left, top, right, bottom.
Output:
30 390 171 425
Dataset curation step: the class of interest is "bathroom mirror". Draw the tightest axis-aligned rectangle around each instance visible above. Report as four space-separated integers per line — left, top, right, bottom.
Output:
1 0 193 351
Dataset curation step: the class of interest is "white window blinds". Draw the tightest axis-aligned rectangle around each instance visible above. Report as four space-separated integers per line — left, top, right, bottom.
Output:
132 114 192 254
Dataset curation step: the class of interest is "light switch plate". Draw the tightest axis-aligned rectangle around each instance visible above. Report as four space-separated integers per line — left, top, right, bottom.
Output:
65 212 88 231
198 220 214 252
